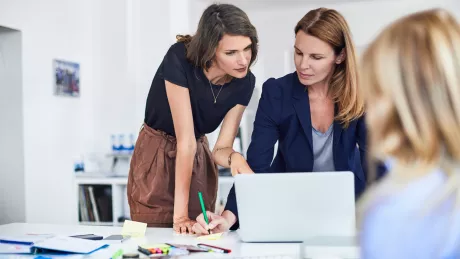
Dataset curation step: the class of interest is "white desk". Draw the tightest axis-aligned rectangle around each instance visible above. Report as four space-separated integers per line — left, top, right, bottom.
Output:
0 223 306 258
0 223 359 258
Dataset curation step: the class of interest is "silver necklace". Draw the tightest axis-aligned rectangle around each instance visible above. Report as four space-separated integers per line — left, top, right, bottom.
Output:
209 80 224 104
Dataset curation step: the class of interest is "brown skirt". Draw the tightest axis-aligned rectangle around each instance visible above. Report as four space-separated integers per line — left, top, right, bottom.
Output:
126 124 218 227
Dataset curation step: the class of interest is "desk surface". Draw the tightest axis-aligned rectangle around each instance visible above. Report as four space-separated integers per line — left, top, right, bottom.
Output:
0 223 306 258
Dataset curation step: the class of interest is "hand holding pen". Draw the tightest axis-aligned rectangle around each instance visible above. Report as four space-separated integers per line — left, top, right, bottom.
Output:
193 210 231 235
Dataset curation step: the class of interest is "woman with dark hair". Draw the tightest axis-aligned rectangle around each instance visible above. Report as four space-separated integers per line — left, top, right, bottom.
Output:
126 3 258 234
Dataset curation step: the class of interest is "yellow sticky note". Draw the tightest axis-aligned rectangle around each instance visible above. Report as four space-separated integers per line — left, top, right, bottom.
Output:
121 220 147 237
197 232 223 240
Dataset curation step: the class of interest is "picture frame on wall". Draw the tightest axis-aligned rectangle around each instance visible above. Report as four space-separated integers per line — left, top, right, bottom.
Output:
53 59 80 97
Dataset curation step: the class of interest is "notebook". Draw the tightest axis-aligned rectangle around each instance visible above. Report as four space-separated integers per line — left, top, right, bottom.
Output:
0 235 108 254
0 235 53 245
0 243 33 254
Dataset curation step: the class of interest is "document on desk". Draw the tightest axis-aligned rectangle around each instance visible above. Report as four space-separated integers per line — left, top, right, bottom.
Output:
32 236 108 254
0 236 107 255
0 234 53 245
0 243 33 254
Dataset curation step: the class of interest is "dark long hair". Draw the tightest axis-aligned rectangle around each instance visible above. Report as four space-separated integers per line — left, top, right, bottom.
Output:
177 4 258 71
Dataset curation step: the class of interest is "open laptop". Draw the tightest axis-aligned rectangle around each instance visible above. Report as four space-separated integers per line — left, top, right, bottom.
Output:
234 172 356 243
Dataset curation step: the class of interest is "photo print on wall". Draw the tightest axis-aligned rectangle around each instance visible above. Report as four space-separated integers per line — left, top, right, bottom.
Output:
53 59 80 97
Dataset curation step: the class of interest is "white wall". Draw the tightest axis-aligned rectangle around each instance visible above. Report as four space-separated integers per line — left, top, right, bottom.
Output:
92 0 194 154
0 26 25 224
0 0 199 225
0 0 96 224
91 0 136 156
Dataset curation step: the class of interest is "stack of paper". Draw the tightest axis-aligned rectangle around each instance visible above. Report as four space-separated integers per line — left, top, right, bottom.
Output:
0 235 108 255
0 235 52 245
0 243 33 254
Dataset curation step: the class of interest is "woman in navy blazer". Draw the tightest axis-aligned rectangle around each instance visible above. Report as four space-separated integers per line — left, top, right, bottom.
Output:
193 8 376 235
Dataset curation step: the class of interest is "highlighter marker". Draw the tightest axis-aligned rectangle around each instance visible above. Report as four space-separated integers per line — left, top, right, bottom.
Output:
137 246 152 256
197 243 231 253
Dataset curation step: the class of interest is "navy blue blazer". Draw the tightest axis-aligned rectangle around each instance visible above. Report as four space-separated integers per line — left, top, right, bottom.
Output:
225 72 379 230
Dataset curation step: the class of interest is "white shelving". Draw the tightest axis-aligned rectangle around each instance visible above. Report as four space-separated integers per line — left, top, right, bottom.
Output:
79 221 120 227
106 153 133 159
75 175 234 226
75 176 128 185
75 176 128 226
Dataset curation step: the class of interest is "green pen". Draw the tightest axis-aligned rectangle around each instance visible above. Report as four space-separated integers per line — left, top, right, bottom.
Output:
198 191 211 234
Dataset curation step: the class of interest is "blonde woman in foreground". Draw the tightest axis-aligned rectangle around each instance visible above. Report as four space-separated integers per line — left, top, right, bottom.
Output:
359 9 460 259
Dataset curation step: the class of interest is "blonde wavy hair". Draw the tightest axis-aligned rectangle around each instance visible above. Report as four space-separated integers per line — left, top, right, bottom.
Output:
295 8 364 127
359 8 460 222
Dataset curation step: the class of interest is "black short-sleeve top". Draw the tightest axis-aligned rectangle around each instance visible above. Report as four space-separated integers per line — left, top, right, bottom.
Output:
144 42 256 137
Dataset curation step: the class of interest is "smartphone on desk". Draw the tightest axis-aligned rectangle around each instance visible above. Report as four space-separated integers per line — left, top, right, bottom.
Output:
69 234 104 240
102 235 131 243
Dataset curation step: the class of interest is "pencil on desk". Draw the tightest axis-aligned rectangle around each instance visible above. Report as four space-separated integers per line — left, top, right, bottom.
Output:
198 191 211 234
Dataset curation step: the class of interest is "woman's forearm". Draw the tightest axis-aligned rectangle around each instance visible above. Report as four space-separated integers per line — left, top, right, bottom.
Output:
173 142 197 218
213 147 243 168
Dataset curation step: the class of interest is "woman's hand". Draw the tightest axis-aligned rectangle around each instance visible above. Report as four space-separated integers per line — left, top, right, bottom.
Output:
230 153 254 176
193 211 235 235
173 216 196 234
